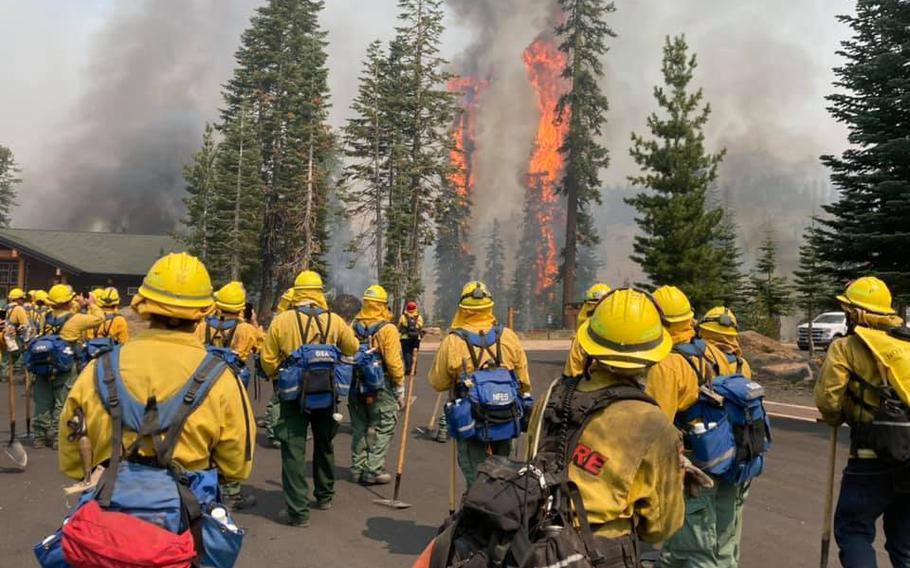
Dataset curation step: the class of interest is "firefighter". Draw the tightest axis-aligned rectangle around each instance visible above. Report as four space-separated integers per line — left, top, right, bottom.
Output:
575 282 611 331
2 287 30 382
398 300 424 377
529 288 685 560
261 271 359 527
58 252 255 496
427 281 530 486
349 285 405 485
261 287 296 447
90 287 129 344
815 277 910 567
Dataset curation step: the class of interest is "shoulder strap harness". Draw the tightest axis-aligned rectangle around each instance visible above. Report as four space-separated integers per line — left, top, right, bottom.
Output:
452 325 504 371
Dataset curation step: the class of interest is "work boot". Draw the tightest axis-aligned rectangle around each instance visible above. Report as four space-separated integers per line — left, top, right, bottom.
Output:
224 492 257 511
435 427 449 444
311 498 333 511
267 437 281 449
277 510 310 528
256 417 267 428
360 471 392 486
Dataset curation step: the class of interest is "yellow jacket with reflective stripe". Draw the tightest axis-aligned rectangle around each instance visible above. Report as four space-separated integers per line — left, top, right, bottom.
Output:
7 303 29 330
816 333 885 428
46 305 105 343
88 309 130 344
58 327 256 482
428 325 530 394
261 304 359 377
398 312 424 335
527 370 685 543
643 341 730 423
354 317 405 387
195 314 259 360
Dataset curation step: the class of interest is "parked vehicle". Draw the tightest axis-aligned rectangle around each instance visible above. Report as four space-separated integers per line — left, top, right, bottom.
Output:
797 311 847 351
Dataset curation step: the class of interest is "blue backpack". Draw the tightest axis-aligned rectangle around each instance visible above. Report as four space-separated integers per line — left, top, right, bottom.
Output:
24 313 76 376
444 325 529 442
77 313 125 365
34 346 250 568
202 317 252 388
276 306 342 411
675 340 772 485
351 321 390 397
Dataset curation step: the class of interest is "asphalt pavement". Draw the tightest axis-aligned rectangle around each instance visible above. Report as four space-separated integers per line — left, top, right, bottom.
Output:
0 351 889 567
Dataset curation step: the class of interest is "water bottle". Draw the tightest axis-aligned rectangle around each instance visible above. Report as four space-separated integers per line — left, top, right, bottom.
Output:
210 506 239 533
692 422 707 435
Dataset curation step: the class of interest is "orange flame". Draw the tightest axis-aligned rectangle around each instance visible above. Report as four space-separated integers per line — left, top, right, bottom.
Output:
523 38 569 298
448 76 488 199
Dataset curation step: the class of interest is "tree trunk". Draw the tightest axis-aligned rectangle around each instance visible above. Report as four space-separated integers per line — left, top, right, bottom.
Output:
562 175 578 328
302 129 315 271
373 105 383 281
230 110 245 281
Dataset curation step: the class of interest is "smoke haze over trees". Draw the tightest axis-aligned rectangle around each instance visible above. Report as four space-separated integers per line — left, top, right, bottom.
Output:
1 0 854 313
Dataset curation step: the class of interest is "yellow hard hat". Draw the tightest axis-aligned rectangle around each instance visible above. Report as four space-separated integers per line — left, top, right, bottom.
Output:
699 306 739 337
8 288 25 301
214 281 247 313
96 287 121 308
578 288 672 370
652 285 694 324
362 284 389 304
294 270 324 291
47 284 76 306
585 283 612 303
34 290 49 305
836 276 895 315
138 252 214 309
459 281 494 311
27 290 37 301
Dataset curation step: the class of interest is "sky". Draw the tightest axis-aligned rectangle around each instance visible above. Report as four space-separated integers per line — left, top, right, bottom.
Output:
0 0 856 284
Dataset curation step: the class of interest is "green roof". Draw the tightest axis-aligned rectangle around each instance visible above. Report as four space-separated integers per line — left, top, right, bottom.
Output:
0 228 180 276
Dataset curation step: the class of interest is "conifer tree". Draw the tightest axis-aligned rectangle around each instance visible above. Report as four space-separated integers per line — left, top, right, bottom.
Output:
626 35 727 313
745 229 794 339
433 182 475 324
574 244 604 299
510 194 542 330
555 0 615 324
816 0 910 304
713 207 746 309
0 145 21 228
794 218 840 353
483 219 506 298
181 125 218 261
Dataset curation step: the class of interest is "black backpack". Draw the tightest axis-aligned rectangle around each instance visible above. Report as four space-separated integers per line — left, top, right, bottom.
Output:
429 377 655 568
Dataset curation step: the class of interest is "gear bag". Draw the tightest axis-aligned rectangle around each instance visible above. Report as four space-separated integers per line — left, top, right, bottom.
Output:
405 315 420 339
201 317 251 388
429 378 650 568
444 325 528 443
206 347 252 389
352 321 390 397
675 340 771 484
33 347 247 568
77 314 126 366
276 306 342 411
847 326 910 462
24 313 76 376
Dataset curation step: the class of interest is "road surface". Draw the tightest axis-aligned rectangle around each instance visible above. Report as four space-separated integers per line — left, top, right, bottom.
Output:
0 351 888 566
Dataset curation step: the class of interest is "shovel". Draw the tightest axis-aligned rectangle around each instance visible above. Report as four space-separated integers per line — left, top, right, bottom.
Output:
820 424 838 568
24 370 32 438
375 348 419 509
5 357 27 469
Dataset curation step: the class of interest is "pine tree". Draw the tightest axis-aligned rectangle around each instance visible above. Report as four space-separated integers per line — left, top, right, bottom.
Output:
626 35 727 313
713 207 746 309
482 219 506 321
745 229 794 339
0 145 21 228
817 0 910 304
208 104 263 285
574 244 604 299
383 0 458 304
181 125 219 261
510 192 542 330
794 218 840 353
555 0 615 324
433 181 475 324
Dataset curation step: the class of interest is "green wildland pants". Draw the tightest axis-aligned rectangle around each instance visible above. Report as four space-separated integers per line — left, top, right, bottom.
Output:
34 368 75 442
457 438 512 487
659 479 749 568
349 388 399 478
1 348 23 381
275 401 339 521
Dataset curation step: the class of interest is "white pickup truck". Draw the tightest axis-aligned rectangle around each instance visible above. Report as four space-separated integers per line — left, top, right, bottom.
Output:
797 311 848 351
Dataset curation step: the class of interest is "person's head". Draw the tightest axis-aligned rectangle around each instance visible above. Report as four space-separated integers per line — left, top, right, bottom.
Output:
459 281 494 311
837 276 895 327
363 284 389 305
360 284 392 320
95 287 121 310
584 283 611 305
291 270 328 310
698 306 739 338
27 290 37 304
577 288 672 377
130 252 214 329
244 302 255 322
7 288 25 305
34 290 48 307
652 285 695 343
214 281 247 315
405 301 418 313
47 284 77 311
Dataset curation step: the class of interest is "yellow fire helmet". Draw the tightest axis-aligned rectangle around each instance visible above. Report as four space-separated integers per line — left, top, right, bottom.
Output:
214 281 247 313
47 284 76 307
8 288 25 301
34 290 49 305
836 276 895 315
138 252 214 309
652 285 694 324
578 288 672 370
294 270 324 291
96 287 121 308
698 306 739 337
458 281 494 311
585 282 612 303
27 290 38 302
362 284 389 304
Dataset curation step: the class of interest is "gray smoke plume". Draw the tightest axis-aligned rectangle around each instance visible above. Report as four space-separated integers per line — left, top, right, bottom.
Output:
16 0 257 233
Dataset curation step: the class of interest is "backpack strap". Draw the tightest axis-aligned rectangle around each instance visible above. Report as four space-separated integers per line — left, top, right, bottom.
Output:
296 305 330 345
673 342 720 387
452 325 503 371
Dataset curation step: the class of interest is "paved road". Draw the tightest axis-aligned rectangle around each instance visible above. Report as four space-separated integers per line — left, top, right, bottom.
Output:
0 351 888 566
